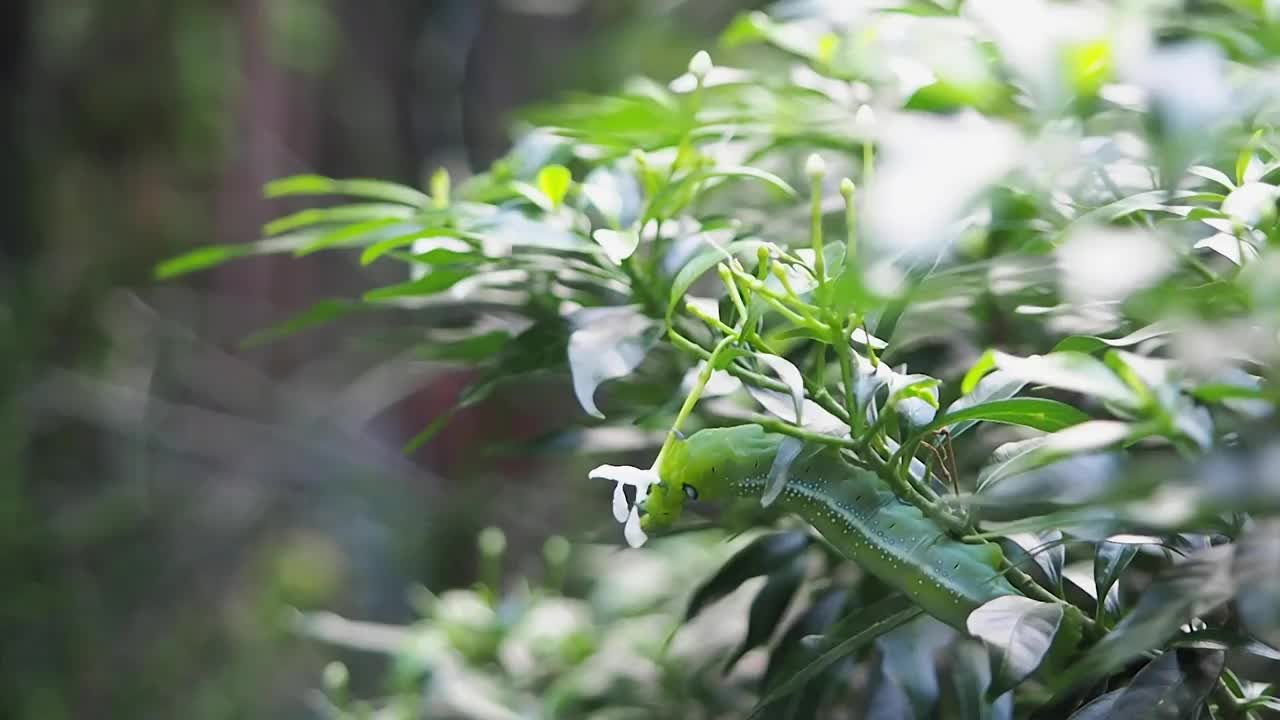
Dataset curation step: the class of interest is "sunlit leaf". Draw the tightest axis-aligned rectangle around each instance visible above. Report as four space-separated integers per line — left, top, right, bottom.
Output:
536 164 572 209
978 421 1133 491
264 174 430 207
362 269 471 301
965 350 1140 408
929 398 1090 435
264 203 415 237
947 371 1028 438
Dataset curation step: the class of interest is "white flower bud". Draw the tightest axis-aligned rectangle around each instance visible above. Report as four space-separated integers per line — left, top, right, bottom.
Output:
805 153 827 180
689 50 713 79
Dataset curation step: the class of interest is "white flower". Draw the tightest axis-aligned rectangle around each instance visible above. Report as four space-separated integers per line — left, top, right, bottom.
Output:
589 461 660 548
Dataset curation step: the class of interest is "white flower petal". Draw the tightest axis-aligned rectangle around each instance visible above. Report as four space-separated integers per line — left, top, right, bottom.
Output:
611 482 630 523
589 464 659 489
624 508 648 548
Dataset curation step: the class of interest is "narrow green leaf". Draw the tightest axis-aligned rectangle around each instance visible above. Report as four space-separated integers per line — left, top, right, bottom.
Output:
294 218 408 256
240 299 367 349
362 269 470 301
414 331 511 363
988 351 1139 408
946 371 1028 439
1052 322 1175 355
154 234 316 279
701 166 797 198
264 203 415 237
1238 129 1266 187
1072 190 1224 225
264 174 431 206
962 351 998 395
977 421 1133 492
752 595 922 716
359 228 472 266
928 398 1090 434
1094 541 1139 621
666 239 765 321
155 244 256 279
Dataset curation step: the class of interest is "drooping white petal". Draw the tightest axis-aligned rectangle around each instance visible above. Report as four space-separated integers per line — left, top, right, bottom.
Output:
589 464 660 489
611 482 630 523
624 508 648 548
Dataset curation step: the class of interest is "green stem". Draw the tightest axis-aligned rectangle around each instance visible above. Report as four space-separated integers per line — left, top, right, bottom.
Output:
810 173 826 288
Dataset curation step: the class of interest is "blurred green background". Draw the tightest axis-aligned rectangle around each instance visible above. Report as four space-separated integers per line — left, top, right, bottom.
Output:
0 1 763 717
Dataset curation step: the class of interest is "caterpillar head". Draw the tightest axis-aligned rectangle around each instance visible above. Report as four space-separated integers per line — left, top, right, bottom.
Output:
642 424 777 533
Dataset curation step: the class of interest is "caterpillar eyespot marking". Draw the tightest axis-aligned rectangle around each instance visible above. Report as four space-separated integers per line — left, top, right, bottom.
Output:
644 424 1024 631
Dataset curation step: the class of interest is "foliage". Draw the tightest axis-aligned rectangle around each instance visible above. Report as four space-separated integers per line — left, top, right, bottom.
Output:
297 528 765 719
162 0 1280 717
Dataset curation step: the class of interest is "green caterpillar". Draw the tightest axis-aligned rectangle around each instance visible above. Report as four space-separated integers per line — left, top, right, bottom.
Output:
643 424 1022 630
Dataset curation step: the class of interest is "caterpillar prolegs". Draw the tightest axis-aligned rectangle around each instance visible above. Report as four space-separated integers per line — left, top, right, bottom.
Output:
643 425 1022 630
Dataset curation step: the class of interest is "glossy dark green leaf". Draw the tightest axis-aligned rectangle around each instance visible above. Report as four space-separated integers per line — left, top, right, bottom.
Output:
724 560 805 674
753 593 922 716
1065 649 1224 720
876 615 953 717
966 596 1074 697
685 531 811 622
928 398 1090 434
1094 541 1139 621
1234 518 1280 649
948 639 1014 720
1001 531 1066 597
1050 546 1235 695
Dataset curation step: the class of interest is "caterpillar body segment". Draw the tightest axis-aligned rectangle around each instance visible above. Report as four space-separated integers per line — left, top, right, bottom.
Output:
648 425 1021 630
